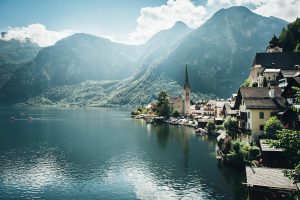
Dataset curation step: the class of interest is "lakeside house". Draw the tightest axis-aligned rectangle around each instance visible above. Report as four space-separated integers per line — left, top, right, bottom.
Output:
234 87 287 141
249 35 300 87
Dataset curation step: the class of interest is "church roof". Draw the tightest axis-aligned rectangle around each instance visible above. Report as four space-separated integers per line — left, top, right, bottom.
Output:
252 52 300 69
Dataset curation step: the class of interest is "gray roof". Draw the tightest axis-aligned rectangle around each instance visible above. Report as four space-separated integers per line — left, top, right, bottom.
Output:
253 52 300 69
224 103 238 115
239 87 282 99
280 70 298 78
236 87 287 110
260 139 284 152
246 167 298 191
244 98 286 109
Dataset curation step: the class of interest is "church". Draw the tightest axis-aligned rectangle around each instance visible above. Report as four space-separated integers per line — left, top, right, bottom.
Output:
169 64 191 115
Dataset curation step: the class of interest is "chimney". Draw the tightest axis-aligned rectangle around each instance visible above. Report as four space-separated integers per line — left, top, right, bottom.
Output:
268 86 275 99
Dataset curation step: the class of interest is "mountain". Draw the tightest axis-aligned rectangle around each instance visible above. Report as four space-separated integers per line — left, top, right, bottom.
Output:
0 33 143 104
0 39 41 65
136 21 192 71
0 6 289 106
0 39 41 88
0 23 193 105
106 6 288 105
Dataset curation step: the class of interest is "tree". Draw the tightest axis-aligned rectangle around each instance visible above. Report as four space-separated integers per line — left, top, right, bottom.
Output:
223 117 239 138
172 110 180 118
264 116 283 139
262 76 268 87
156 91 171 118
279 18 300 52
206 121 215 133
271 129 300 183
252 82 258 87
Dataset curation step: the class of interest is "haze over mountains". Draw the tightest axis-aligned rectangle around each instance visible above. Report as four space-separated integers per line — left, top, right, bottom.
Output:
0 6 288 106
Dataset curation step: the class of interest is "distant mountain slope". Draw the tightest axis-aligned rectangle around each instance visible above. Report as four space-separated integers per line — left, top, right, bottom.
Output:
107 6 288 105
0 33 142 104
0 23 193 105
136 21 192 71
0 39 41 88
0 6 289 106
0 39 41 65
153 6 287 97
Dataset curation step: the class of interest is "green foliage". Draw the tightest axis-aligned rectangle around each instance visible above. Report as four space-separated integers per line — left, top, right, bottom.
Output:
249 146 260 158
271 129 300 183
252 82 258 87
216 124 224 130
232 140 241 153
132 106 148 115
241 78 251 87
206 121 216 133
264 116 283 139
172 110 180 118
263 76 268 87
279 18 300 52
223 117 239 138
225 140 260 167
156 91 171 118
292 86 300 104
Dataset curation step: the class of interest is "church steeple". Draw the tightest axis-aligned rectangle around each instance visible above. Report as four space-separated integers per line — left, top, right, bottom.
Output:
184 64 190 89
183 64 190 115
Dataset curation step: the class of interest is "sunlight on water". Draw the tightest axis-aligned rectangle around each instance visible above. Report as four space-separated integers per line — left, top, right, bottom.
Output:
0 107 245 200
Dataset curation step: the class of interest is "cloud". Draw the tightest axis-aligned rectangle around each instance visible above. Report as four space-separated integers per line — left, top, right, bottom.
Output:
2 23 76 47
206 0 299 22
109 0 207 45
251 0 300 22
110 0 298 45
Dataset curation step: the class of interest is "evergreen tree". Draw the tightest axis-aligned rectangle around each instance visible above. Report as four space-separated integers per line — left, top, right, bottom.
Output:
279 18 300 52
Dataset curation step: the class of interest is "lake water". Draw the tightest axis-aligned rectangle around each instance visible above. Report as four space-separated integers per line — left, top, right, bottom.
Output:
0 107 246 200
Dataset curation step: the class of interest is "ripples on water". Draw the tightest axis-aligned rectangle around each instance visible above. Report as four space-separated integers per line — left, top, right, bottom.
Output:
0 107 245 200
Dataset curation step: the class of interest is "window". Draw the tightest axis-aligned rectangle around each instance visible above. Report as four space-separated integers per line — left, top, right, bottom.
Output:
260 125 264 131
259 112 264 119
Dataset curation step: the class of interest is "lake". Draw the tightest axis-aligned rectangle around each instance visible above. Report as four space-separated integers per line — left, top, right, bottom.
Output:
0 107 246 200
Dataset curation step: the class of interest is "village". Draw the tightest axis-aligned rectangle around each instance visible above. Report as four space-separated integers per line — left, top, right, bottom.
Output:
132 34 300 199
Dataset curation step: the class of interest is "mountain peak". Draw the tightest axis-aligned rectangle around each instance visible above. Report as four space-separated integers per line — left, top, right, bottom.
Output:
173 21 189 29
212 6 253 19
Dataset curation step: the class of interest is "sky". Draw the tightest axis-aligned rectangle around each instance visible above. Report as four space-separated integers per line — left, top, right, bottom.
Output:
0 0 299 46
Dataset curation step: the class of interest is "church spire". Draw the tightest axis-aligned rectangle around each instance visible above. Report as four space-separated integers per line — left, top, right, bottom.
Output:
184 64 190 89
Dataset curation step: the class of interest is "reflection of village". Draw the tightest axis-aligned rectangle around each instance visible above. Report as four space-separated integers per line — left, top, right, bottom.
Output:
135 35 300 199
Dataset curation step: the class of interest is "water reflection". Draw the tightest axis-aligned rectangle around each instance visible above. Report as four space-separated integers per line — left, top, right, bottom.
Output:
0 107 245 199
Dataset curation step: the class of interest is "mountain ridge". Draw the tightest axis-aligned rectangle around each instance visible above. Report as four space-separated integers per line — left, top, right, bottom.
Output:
0 6 289 106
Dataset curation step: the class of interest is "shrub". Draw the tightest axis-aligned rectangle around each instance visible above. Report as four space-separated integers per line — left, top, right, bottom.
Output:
252 82 258 87
264 116 283 139
249 146 260 158
206 121 216 133
223 117 239 138
232 140 241 153
172 110 180 118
